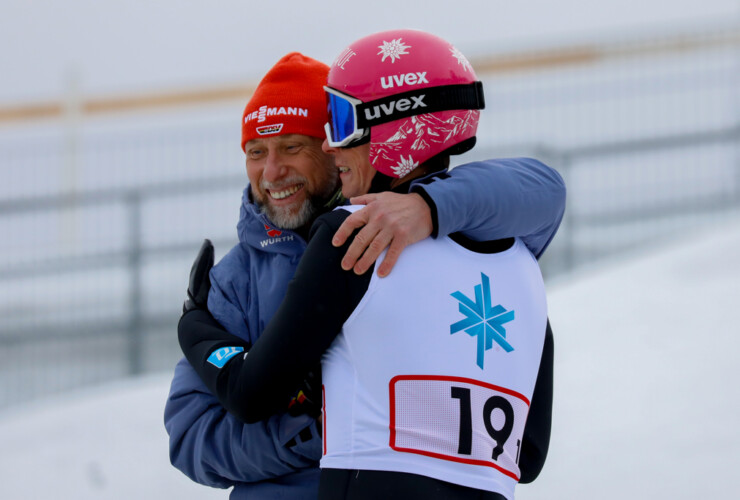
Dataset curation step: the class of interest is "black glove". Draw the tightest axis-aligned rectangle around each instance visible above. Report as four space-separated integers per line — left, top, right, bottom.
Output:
287 364 322 418
183 239 214 314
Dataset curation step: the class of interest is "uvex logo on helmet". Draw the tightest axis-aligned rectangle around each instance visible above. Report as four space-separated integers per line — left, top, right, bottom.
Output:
379 72 428 89
364 95 427 122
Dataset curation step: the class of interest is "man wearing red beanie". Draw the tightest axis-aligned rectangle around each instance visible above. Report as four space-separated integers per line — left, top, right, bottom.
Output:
165 50 565 499
241 52 339 232
241 52 330 150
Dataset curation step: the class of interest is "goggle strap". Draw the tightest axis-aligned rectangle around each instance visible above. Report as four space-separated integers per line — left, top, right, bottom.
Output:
355 81 485 129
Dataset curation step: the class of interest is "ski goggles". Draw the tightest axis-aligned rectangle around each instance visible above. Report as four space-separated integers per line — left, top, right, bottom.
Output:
324 81 486 149
324 87 367 148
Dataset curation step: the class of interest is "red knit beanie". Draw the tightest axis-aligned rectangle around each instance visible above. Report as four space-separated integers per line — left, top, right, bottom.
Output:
241 52 329 151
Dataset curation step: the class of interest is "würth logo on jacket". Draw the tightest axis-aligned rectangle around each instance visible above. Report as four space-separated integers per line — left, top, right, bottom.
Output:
260 224 294 248
263 224 282 238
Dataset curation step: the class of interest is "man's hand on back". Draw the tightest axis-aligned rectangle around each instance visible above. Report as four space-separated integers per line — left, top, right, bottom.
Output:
332 192 433 278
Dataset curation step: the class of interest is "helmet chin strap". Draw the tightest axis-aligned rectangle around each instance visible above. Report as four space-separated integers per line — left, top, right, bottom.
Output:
444 136 477 156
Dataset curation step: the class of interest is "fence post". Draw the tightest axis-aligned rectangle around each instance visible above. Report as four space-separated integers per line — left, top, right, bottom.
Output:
126 191 143 375
62 68 81 252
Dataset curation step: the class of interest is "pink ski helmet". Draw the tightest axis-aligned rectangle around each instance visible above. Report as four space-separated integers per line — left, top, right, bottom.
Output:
324 29 485 178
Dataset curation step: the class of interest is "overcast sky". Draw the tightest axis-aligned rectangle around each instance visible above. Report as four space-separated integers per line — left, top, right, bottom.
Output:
1 0 739 102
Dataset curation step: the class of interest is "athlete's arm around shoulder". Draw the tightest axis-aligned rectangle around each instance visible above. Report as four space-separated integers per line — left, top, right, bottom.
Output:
411 157 566 259
179 211 370 424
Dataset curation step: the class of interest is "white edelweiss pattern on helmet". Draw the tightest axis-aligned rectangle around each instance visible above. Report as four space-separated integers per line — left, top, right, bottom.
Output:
378 38 411 63
391 155 419 177
450 47 472 73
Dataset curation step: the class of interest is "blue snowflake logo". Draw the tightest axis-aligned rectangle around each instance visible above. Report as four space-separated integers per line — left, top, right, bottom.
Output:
450 273 515 369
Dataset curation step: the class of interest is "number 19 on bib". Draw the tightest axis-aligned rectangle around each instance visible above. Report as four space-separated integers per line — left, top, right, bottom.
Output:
389 375 530 481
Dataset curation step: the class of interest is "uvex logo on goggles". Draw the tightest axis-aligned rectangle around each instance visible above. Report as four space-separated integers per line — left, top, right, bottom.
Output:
324 82 485 148
363 95 427 122
356 82 485 128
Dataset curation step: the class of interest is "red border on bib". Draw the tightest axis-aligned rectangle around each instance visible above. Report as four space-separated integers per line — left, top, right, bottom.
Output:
388 374 530 481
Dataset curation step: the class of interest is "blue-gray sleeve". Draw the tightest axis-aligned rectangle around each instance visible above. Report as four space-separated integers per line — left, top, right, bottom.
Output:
206 249 252 343
410 157 566 259
164 358 321 487
163 249 321 487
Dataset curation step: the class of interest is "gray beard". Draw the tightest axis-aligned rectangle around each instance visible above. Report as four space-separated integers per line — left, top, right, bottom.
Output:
255 167 339 230
258 196 318 230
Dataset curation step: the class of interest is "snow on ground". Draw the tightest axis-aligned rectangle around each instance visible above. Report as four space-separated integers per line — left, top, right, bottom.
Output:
519 219 740 500
0 219 738 499
0 373 223 500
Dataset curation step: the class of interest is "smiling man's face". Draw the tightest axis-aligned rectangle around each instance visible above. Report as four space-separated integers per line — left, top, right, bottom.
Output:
245 134 339 229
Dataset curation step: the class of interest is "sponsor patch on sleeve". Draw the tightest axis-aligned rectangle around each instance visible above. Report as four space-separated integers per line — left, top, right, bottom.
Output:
207 346 245 368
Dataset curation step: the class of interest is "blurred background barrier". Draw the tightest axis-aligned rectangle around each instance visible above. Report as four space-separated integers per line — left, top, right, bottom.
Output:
1 23 738 409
